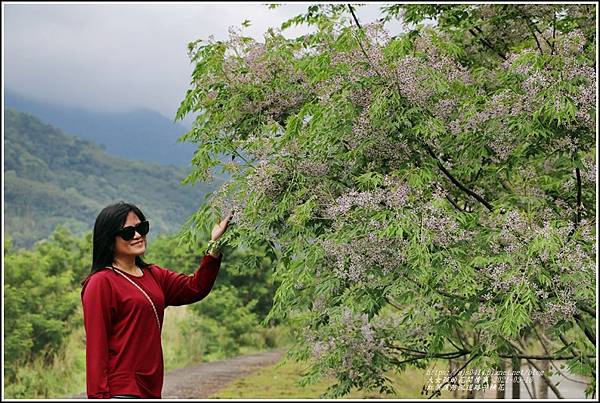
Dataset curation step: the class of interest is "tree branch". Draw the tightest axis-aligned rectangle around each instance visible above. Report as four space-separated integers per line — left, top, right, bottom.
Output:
577 302 596 318
347 4 362 30
556 333 596 380
454 328 470 350
446 336 464 353
518 339 537 398
387 344 594 361
551 11 557 55
506 340 564 399
445 194 465 212
573 313 596 346
347 4 387 79
468 27 507 60
428 353 479 399
575 166 582 227
391 345 469 358
521 16 544 54
517 7 554 49
385 296 404 312
348 5 498 215
423 143 493 211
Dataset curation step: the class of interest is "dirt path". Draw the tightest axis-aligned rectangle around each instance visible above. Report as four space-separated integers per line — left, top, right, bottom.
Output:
162 350 284 399
71 349 284 399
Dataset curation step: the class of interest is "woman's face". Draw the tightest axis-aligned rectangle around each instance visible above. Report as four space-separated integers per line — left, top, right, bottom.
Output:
114 211 147 260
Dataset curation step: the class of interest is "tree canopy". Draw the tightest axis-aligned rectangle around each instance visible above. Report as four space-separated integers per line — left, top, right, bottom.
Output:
176 4 596 397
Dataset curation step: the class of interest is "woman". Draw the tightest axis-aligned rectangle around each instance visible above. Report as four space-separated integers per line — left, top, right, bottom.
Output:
81 201 232 398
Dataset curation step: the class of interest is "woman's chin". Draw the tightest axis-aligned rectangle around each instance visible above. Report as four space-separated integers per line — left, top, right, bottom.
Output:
130 244 146 255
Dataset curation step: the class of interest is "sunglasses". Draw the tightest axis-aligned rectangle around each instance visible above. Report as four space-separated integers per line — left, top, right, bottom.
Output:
116 220 150 241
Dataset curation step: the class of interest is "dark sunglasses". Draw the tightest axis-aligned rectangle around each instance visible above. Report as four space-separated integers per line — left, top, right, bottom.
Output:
116 220 150 241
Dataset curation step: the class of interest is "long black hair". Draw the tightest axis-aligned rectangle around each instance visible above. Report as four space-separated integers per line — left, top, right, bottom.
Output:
90 201 150 274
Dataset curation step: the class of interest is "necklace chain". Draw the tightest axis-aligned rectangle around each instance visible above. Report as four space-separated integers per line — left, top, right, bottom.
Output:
111 267 161 332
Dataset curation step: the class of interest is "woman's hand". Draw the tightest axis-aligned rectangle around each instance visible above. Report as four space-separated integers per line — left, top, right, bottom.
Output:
211 211 234 241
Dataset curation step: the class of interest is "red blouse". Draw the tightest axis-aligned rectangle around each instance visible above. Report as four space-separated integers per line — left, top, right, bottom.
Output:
81 254 221 398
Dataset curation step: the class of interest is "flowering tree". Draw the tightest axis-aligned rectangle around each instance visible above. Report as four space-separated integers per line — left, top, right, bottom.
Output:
176 4 596 398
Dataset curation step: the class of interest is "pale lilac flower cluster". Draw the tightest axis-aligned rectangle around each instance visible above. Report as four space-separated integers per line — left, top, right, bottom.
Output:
531 282 549 300
496 210 532 253
448 90 526 160
521 70 553 96
577 219 596 245
296 160 330 177
311 295 326 312
326 309 386 383
364 136 410 170
348 86 373 109
241 134 276 160
316 23 390 103
549 136 579 154
320 233 406 282
324 178 411 218
472 304 497 322
489 134 517 163
319 24 473 112
350 108 373 147
345 105 411 169
504 30 595 132
314 75 345 103
219 27 311 123
209 184 249 226
532 300 578 327
386 181 411 209
554 29 586 57
420 203 472 247
246 158 289 198
502 49 535 74
533 220 574 241
567 73 596 132
555 242 595 275
481 262 526 293
453 29 595 152
432 98 458 120
415 34 473 85
394 56 433 107
324 189 386 217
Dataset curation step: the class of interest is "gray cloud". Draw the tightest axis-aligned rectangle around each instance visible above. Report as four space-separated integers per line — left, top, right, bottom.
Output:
3 2 403 124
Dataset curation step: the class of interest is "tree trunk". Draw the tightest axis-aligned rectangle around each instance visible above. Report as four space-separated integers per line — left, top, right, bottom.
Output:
512 356 521 399
496 360 506 399
538 359 549 399
449 359 458 399
466 367 476 399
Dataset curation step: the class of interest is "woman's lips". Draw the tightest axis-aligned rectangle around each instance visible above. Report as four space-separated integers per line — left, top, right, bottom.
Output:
131 240 144 247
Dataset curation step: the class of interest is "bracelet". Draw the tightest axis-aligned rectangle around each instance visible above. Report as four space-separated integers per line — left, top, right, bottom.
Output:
206 239 221 256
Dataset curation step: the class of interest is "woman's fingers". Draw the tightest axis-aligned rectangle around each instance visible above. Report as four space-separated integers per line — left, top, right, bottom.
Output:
223 211 234 225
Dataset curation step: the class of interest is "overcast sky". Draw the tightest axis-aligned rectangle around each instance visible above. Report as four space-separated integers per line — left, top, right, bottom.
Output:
3 2 404 125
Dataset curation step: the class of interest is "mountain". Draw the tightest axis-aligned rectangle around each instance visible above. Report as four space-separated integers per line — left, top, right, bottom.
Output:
4 89 196 167
3 108 223 248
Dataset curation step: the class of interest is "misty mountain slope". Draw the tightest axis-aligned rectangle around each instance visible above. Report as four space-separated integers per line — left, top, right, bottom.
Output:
5 89 196 167
4 108 222 248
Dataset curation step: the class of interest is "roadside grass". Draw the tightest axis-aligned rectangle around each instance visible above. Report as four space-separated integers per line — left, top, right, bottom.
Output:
5 304 287 399
162 305 292 369
211 357 454 399
3 320 87 399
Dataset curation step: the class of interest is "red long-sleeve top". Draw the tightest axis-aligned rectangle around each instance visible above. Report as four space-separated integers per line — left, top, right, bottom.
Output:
81 254 221 398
